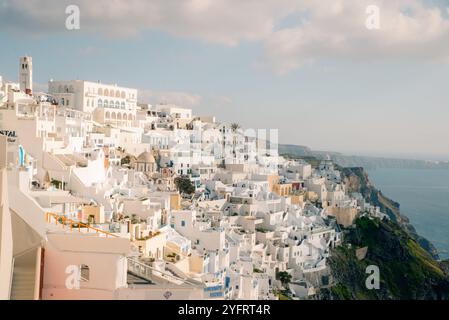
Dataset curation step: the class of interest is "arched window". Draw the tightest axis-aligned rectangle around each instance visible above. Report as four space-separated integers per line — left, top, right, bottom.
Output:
121 102 125 109
115 101 120 109
98 99 103 107
104 100 108 108
104 89 109 97
87 99 90 107
117 113 122 120
105 111 110 119
116 90 120 98
121 91 126 99
123 113 128 121
98 88 103 96
110 90 114 97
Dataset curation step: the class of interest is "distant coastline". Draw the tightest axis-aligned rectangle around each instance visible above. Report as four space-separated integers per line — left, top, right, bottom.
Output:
279 144 449 170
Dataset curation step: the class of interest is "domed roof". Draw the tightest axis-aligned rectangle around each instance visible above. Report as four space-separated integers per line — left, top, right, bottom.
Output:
137 151 155 163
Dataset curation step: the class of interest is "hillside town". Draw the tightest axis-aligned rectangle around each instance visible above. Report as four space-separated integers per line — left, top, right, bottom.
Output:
0 56 386 300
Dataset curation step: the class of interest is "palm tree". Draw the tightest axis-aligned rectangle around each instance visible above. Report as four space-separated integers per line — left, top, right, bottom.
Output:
230 123 240 158
277 271 292 287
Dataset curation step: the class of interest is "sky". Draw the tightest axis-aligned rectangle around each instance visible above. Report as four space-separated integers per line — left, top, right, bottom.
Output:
1 0 449 160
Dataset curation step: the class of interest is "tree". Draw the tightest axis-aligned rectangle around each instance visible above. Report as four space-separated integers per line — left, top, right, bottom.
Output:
230 123 240 132
277 271 292 287
121 155 133 166
174 175 195 195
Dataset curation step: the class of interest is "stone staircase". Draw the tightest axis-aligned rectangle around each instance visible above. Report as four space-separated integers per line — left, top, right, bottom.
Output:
10 247 40 300
10 266 36 300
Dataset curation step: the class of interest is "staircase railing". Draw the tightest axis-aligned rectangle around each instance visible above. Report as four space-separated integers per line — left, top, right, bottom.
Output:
127 257 186 285
9 257 15 299
127 257 203 288
127 257 154 282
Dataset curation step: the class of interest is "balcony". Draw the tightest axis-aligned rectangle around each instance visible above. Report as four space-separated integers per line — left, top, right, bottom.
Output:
85 92 97 98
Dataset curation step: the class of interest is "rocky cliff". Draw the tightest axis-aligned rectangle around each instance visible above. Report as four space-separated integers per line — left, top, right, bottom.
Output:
340 166 439 259
321 217 449 300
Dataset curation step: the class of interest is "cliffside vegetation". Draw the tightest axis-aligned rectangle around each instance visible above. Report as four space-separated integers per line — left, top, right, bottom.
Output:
321 217 449 300
340 166 439 259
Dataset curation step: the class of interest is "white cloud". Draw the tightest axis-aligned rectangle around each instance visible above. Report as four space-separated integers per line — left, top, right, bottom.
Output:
2 0 449 73
263 0 449 74
0 0 298 44
139 89 202 107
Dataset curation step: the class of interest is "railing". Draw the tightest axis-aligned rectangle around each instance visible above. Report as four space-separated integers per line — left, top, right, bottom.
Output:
127 258 154 282
127 257 203 288
45 212 118 238
9 257 15 299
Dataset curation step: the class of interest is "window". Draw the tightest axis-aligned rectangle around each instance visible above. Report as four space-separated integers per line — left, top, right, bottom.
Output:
181 220 186 227
121 102 125 109
115 101 120 109
80 264 90 282
104 100 108 108
98 99 103 108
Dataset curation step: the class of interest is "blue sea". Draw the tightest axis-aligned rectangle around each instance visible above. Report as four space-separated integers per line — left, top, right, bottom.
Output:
367 168 449 260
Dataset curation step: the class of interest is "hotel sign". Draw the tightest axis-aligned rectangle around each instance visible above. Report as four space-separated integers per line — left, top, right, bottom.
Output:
0 130 17 143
